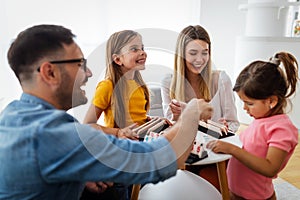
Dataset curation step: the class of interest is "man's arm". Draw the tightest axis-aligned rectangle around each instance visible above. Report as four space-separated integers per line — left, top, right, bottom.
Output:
163 98 213 168
38 99 212 185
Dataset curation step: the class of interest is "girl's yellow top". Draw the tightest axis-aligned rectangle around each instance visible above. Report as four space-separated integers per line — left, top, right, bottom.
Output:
92 79 148 127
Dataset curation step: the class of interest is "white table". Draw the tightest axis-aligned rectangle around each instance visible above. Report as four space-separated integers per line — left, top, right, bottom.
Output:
193 133 243 165
187 132 242 200
131 132 242 200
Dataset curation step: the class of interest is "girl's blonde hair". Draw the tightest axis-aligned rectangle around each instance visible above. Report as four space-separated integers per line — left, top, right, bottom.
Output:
233 52 299 116
105 30 150 128
170 25 212 102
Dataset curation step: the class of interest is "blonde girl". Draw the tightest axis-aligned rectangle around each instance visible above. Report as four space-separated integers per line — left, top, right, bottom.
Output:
83 30 150 200
84 30 150 139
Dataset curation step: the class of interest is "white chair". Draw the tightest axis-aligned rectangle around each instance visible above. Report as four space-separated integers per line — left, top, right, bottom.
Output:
138 169 222 200
148 85 163 117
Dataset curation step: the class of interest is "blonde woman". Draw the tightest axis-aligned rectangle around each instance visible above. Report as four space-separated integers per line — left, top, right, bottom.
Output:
161 25 239 132
161 25 240 190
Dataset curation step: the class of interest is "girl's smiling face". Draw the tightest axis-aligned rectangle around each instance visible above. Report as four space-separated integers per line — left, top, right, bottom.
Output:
118 35 147 73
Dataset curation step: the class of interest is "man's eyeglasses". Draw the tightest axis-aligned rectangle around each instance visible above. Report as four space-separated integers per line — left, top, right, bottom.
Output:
37 58 87 72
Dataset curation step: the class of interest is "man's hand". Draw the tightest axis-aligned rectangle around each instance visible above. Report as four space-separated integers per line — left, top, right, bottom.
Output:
85 181 114 193
164 98 213 168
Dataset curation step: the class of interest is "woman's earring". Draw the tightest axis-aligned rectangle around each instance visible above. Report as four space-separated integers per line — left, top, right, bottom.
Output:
270 105 273 109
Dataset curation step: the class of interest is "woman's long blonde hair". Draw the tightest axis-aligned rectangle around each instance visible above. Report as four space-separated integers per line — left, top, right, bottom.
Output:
105 30 150 128
170 25 212 102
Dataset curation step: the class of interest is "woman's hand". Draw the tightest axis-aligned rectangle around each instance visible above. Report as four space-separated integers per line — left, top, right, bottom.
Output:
218 118 229 133
169 99 187 121
207 119 229 135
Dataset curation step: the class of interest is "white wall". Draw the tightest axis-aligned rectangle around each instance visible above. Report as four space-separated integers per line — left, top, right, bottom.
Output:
200 0 299 128
0 0 107 111
0 0 201 122
199 0 247 77
0 0 22 111
1 0 299 128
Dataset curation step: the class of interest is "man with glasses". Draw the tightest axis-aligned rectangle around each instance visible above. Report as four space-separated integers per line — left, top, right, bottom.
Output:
0 24 213 199
36 58 87 72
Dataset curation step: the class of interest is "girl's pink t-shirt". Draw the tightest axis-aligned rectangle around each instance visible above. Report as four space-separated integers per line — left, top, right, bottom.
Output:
227 114 298 199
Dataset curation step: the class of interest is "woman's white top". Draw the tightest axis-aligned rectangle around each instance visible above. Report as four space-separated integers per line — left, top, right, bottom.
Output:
161 70 240 132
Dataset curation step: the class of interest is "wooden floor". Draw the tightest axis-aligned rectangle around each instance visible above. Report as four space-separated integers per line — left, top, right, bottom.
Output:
278 135 300 189
238 124 300 189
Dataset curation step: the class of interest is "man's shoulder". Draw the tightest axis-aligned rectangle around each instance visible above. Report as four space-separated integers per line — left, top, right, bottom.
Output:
1 99 76 127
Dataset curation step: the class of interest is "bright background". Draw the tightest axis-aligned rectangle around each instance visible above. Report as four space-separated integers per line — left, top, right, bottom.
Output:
1 0 299 128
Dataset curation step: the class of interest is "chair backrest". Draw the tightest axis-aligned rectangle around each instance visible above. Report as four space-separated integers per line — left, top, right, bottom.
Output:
148 85 163 117
138 169 222 200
